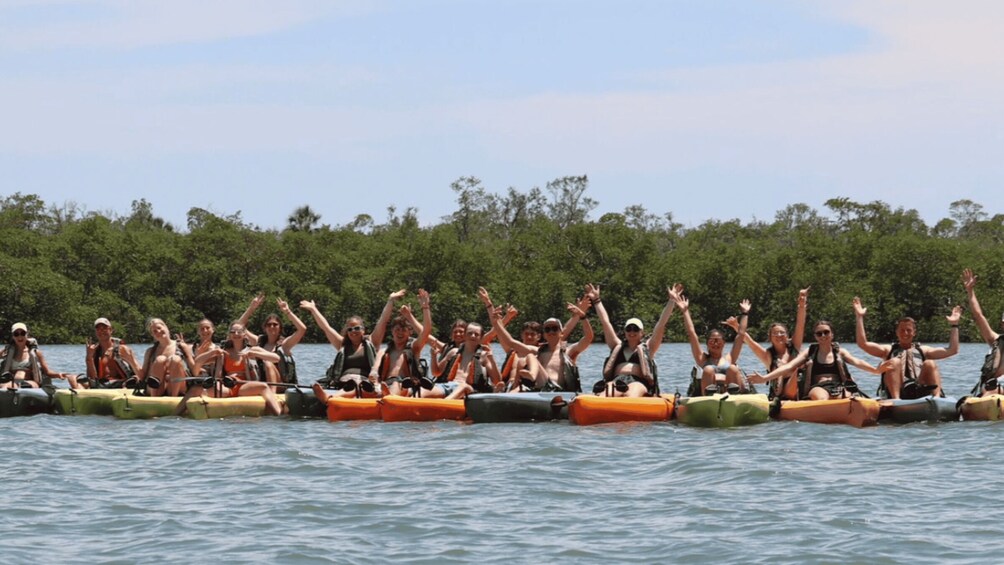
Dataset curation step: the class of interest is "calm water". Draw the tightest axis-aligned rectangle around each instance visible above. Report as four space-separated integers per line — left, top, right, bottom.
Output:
3 342 1004 564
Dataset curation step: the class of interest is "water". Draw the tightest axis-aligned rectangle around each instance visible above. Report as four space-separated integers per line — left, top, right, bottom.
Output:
3 342 1003 564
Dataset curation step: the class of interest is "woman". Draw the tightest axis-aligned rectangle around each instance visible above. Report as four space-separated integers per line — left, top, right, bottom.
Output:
304 290 400 400
741 288 809 399
1 323 77 389
121 318 195 397
236 295 308 383
963 268 1004 395
594 283 679 397
677 295 751 396
748 320 892 400
180 322 283 415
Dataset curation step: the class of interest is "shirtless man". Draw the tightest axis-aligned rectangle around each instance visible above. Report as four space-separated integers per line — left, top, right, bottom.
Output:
481 287 593 393
962 268 1004 395
371 290 432 396
83 317 140 388
853 296 961 399
423 322 500 400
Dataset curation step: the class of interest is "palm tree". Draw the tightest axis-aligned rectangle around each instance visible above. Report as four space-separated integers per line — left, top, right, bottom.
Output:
287 205 321 233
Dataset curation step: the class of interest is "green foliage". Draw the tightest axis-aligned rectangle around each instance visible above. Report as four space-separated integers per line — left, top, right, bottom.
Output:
1 184 1000 347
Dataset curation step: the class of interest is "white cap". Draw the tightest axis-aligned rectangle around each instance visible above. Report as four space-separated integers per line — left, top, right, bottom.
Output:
11 322 27 333
624 318 644 331
94 317 111 327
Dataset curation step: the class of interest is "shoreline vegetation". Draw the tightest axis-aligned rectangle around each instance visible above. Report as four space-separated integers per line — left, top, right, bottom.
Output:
2 176 1001 346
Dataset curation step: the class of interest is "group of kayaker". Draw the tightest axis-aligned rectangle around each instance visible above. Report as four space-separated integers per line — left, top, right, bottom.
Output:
3 268 1004 404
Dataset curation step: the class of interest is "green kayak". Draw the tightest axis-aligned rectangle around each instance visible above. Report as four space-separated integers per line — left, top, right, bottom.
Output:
675 393 771 428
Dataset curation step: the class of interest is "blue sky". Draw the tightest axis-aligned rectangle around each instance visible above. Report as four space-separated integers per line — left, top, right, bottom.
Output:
2 0 1002 230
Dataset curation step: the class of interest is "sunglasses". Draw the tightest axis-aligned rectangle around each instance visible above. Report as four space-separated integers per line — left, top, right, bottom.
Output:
625 325 641 332
814 330 831 337
228 329 245 335
347 325 365 333
771 331 788 337
12 331 27 337
543 326 560 333
264 322 280 328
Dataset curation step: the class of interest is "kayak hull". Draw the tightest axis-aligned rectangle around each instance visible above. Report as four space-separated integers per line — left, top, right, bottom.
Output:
184 395 283 420
0 388 53 418
285 387 329 419
465 392 577 423
960 395 1004 421
878 396 960 423
111 395 182 419
53 389 130 416
326 397 382 421
568 395 674 426
676 394 771 428
778 398 880 427
379 395 466 422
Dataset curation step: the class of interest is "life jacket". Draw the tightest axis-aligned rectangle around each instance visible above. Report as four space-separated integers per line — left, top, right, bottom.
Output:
602 342 658 396
325 340 378 383
537 342 581 393
768 342 802 400
974 335 1004 394
1 341 45 386
92 338 136 381
216 347 261 382
139 340 195 389
448 347 490 393
803 342 853 400
879 342 925 398
257 335 297 384
433 343 460 383
377 338 427 381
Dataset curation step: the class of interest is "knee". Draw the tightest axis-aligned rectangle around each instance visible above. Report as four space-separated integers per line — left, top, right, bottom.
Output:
701 366 717 379
884 358 902 375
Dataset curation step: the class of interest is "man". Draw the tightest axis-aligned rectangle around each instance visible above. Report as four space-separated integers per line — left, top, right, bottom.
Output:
371 290 432 396
84 317 140 388
481 287 593 393
962 268 1004 395
853 297 961 399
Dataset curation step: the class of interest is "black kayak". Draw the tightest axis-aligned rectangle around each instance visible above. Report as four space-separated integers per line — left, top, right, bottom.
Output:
0 387 54 418
465 392 577 423
284 387 328 419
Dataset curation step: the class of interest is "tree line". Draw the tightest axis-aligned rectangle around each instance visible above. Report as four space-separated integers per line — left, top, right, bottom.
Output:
2 177 1003 347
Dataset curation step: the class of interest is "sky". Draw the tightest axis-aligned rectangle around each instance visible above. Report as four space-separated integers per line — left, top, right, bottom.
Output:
2 0 1003 231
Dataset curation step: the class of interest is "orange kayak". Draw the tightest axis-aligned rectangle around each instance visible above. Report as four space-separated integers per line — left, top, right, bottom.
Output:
778 398 880 427
326 397 382 421
379 395 467 422
568 395 674 426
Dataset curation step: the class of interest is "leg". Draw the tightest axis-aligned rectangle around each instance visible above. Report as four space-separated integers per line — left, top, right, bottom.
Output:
445 382 473 400
807 386 831 401
780 373 799 400
164 356 188 396
422 384 448 399
700 366 719 395
624 381 649 398
262 362 281 384
238 382 282 416
725 365 745 391
312 382 330 403
881 358 904 399
918 360 943 397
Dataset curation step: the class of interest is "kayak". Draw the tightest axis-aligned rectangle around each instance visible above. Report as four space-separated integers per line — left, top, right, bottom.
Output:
0 387 53 418
53 388 130 416
778 398 881 427
379 395 466 422
465 392 577 423
326 396 382 421
878 396 960 423
960 395 1004 421
285 387 330 419
675 393 770 428
184 395 285 420
568 395 675 426
111 395 182 419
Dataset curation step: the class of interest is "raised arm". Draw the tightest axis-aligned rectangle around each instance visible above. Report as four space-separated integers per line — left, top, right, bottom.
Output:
413 289 433 350
567 302 594 360
923 306 962 360
236 293 266 342
793 287 809 350
589 284 620 349
840 349 895 376
646 284 681 355
277 299 308 354
370 289 405 347
748 348 810 384
963 268 998 345
487 303 538 357
853 297 889 358
725 299 751 361
482 305 517 345
300 300 343 349
246 346 280 365
562 292 592 342
676 295 704 364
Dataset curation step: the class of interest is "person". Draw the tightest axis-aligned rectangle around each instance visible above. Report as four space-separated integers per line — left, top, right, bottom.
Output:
482 287 593 393
371 290 433 396
593 283 679 397
962 268 1004 395
236 294 308 384
83 317 140 388
179 321 283 415
677 294 751 395
741 288 809 399
191 318 220 377
305 290 400 400
423 322 501 399
1 323 78 389
749 320 893 400
120 318 196 397
430 307 517 383
853 297 961 399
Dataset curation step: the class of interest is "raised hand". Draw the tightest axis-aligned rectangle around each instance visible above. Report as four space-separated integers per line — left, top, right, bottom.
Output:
722 316 739 331
962 268 978 292
674 294 689 312
798 287 810 306
946 305 962 325
277 298 291 313
389 289 407 301
852 297 867 317
251 293 266 309
585 283 600 302
739 299 751 315
576 293 592 312
477 287 493 307
400 304 413 317
418 289 431 309
86 338 98 355
567 303 586 318
667 283 684 303
299 299 317 311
